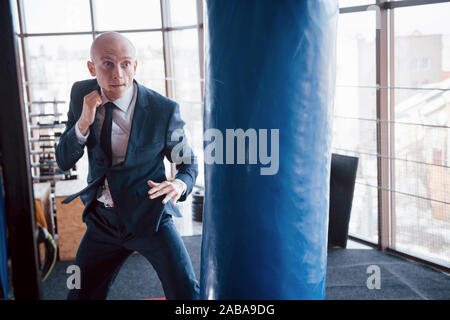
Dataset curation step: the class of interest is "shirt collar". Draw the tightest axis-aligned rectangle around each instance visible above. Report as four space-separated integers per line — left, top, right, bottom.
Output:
101 83 135 112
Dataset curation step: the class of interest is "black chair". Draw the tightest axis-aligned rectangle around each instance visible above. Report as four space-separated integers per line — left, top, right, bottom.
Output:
328 154 359 248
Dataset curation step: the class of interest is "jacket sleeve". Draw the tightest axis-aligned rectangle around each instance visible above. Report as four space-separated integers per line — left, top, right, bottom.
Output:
163 103 198 202
55 82 85 171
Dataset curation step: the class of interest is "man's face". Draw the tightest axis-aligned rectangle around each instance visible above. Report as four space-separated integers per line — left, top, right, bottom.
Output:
87 38 137 101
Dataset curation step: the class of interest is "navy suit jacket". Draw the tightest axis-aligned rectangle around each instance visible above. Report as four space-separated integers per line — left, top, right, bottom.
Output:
56 79 198 235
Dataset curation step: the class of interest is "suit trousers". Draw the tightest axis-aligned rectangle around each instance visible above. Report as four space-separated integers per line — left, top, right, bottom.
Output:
67 201 200 300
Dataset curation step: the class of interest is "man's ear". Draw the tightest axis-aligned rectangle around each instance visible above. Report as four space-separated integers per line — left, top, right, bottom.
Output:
87 61 96 77
133 60 138 74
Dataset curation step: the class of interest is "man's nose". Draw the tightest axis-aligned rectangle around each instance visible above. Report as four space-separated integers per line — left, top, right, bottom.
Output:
112 65 123 79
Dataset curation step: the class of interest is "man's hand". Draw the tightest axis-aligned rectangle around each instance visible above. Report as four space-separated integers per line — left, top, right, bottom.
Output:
78 90 102 135
148 179 186 205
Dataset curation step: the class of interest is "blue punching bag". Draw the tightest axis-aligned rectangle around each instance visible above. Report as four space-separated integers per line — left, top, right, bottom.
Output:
200 0 338 299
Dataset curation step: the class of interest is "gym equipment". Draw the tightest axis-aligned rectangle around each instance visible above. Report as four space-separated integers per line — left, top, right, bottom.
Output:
201 0 338 299
328 154 359 248
192 188 204 222
36 226 57 282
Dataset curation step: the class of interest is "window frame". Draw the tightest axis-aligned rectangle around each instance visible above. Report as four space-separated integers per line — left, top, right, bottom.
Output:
340 0 450 272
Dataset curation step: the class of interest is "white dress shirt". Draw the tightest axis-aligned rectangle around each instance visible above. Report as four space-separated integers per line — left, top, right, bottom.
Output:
75 82 185 206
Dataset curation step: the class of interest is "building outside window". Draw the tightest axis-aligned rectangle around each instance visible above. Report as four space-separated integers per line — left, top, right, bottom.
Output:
337 0 450 268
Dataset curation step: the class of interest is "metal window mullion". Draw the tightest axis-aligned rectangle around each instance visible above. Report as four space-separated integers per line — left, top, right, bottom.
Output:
20 25 200 38
339 4 376 13
16 0 38 177
339 0 450 12
388 7 397 249
385 0 450 9
89 0 96 40
160 0 174 99
196 0 204 102
160 0 177 178
376 0 390 250
385 248 450 274
16 0 30 114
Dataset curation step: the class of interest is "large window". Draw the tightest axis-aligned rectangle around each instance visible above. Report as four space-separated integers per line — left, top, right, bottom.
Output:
15 0 450 269
15 0 204 185
392 2 450 268
334 9 378 243
337 0 450 269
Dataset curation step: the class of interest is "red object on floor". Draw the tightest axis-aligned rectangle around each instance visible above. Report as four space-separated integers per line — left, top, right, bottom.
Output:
145 297 166 300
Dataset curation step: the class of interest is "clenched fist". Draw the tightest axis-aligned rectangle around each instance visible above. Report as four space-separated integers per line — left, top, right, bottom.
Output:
77 90 102 135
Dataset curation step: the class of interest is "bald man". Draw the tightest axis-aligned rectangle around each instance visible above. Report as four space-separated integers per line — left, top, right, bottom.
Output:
56 32 199 300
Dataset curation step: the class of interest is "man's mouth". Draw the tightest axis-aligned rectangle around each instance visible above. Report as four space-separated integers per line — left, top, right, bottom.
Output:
110 84 125 88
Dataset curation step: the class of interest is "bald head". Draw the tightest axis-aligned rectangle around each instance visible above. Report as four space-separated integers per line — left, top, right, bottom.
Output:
90 32 136 62
87 31 138 101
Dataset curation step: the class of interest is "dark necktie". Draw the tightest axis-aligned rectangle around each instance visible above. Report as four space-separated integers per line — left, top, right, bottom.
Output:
100 102 115 167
